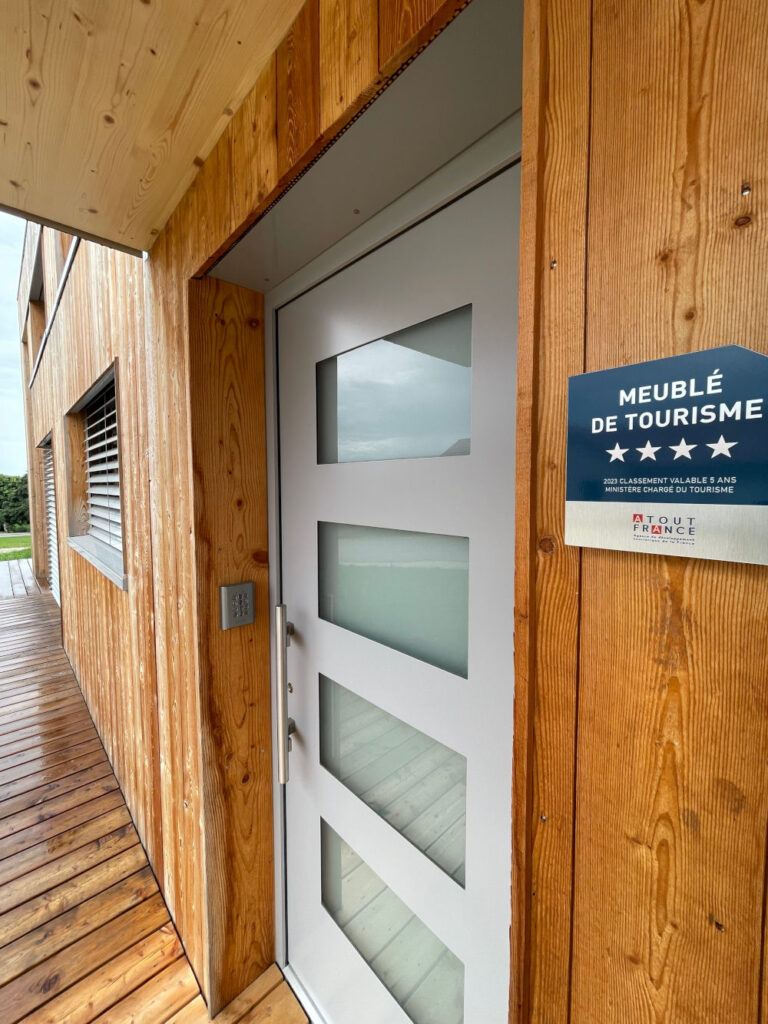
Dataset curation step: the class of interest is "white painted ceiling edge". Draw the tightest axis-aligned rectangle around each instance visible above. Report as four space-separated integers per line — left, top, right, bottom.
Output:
210 0 523 292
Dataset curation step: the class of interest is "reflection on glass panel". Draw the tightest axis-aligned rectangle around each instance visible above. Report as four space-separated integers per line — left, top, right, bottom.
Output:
317 305 472 464
320 675 466 885
318 523 469 677
321 820 465 1024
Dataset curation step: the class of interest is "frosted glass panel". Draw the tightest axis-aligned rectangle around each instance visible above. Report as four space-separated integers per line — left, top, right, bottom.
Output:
318 523 469 677
317 305 471 463
320 675 466 885
321 821 464 1024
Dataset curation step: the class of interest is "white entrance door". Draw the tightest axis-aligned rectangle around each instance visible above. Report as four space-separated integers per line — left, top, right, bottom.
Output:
278 166 519 1024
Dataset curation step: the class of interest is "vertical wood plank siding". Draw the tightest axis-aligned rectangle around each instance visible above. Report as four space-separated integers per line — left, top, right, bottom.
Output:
514 0 591 1020
188 278 274 1009
24 241 163 884
572 2 768 1021
519 1 768 1022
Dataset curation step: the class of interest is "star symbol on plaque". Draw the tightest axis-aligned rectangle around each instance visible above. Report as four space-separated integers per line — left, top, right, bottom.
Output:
636 439 661 461
606 443 629 462
706 435 738 458
669 437 698 460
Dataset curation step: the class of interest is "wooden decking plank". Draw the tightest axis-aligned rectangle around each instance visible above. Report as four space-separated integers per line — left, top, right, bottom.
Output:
0 892 170 1023
0 686 83 718
0 823 138 914
0 865 157 985
0 790 125 861
0 667 75 692
0 806 131 886
0 709 93 752
0 750 108 806
7 561 25 598
238 982 309 1024
18 559 39 595
0 727 98 773
0 682 77 712
206 964 283 1023
0 737 104 787
0 759 112 820
19 924 184 1024
0 696 87 736
165 995 211 1023
0 669 72 691
0 844 147 948
0 562 13 599
89 957 200 1023
0 774 119 840
0 593 222 1024
0 660 72 686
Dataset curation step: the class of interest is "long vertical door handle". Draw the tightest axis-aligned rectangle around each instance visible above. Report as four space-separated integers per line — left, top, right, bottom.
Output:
275 604 294 784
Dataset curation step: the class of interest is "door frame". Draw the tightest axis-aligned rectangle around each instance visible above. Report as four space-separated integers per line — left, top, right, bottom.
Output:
261 113 522 989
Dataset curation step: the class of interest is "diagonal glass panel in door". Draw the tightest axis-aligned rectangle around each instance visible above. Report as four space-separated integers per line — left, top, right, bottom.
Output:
321 820 465 1024
318 522 469 677
316 305 472 464
320 675 466 885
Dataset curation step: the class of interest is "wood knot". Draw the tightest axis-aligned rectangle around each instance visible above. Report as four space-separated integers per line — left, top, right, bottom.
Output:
103 113 115 125
538 537 556 555
734 215 751 228
248 318 261 329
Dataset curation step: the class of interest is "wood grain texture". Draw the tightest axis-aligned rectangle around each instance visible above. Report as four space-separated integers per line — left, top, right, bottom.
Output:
143 207 206 988
0 0 307 251
378 0 443 67
188 277 274 1013
232 57 279 230
178 0 471 274
512 1 591 1020
569 1 768 1022
319 0 379 131
277 0 320 179
22 230 164 884
0 597 205 1024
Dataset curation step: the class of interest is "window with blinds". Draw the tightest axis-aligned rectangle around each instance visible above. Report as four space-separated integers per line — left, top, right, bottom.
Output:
83 380 122 553
42 443 60 606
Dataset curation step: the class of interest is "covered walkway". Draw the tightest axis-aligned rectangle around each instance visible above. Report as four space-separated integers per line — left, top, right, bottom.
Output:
0 593 306 1023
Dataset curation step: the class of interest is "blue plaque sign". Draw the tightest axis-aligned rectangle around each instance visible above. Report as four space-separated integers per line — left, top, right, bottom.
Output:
565 345 768 564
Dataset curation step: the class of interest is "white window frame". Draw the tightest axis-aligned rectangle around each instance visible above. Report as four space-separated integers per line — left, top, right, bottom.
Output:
66 364 128 590
37 433 61 606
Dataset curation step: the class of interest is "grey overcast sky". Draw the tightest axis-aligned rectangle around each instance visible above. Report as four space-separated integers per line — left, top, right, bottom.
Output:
0 212 27 477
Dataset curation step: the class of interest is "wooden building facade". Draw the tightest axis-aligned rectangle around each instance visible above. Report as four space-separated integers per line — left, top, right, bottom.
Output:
12 0 768 1021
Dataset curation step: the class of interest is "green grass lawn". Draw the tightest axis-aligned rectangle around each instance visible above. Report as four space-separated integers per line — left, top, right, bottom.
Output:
0 547 32 562
0 535 32 561
0 534 30 549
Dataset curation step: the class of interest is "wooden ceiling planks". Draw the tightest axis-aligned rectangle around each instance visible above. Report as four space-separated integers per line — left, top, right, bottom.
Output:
0 0 306 253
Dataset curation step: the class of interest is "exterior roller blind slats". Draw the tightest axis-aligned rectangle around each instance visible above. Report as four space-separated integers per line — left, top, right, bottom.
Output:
42 445 60 606
84 379 122 553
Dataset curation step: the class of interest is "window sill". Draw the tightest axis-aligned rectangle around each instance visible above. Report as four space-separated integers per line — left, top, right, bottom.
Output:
68 535 128 591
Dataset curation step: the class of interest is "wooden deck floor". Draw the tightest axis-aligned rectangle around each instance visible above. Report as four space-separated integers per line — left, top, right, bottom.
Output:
0 560 47 600
0 594 307 1024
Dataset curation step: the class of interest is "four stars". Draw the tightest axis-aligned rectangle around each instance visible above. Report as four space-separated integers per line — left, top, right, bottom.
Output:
605 435 738 462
